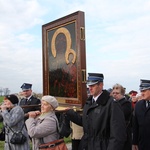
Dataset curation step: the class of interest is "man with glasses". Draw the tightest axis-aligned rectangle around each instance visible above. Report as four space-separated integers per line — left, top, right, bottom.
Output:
19 83 41 120
66 73 126 150
132 79 150 150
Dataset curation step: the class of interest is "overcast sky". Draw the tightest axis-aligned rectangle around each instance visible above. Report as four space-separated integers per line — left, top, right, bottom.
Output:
0 0 150 94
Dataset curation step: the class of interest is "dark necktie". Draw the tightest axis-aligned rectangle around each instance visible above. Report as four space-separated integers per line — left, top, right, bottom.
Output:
147 101 150 107
25 99 28 105
92 99 96 104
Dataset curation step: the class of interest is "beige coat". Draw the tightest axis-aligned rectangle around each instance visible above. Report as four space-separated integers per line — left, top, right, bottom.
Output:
71 122 83 139
25 111 59 150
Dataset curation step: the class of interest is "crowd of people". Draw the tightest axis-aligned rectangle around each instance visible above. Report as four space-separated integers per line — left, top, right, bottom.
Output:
66 73 150 150
0 83 60 150
0 75 150 150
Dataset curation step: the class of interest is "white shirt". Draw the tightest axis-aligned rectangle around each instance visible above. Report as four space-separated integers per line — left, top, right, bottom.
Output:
93 91 103 102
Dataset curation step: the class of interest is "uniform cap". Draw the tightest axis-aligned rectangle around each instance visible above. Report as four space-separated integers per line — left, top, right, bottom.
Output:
139 79 150 91
87 73 104 86
21 83 32 91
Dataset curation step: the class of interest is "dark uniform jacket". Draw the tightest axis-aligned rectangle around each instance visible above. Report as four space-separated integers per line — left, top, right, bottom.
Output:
132 100 150 150
19 95 41 120
66 90 126 150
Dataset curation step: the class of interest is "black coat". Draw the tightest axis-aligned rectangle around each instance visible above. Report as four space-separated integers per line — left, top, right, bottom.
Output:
66 90 126 150
132 100 150 150
118 98 132 150
19 95 41 120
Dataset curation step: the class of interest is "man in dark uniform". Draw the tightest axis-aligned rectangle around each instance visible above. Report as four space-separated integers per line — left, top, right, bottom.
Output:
132 79 150 150
19 83 41 120
66 73 126 150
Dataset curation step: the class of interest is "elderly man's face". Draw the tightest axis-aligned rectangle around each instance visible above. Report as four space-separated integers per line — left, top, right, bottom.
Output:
141 89 150 100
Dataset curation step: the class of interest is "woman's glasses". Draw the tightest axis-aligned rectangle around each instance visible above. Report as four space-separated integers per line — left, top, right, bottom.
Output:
112 92 120 95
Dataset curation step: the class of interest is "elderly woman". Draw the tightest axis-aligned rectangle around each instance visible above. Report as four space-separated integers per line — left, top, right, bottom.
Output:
112 84 132 150
0 94 30 150
25 95 60 150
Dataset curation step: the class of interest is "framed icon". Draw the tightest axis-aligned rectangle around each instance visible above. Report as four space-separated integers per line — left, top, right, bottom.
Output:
42 11 87 108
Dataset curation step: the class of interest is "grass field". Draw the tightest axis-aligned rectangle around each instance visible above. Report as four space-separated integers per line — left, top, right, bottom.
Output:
0 96 3 103
0 96 71 149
